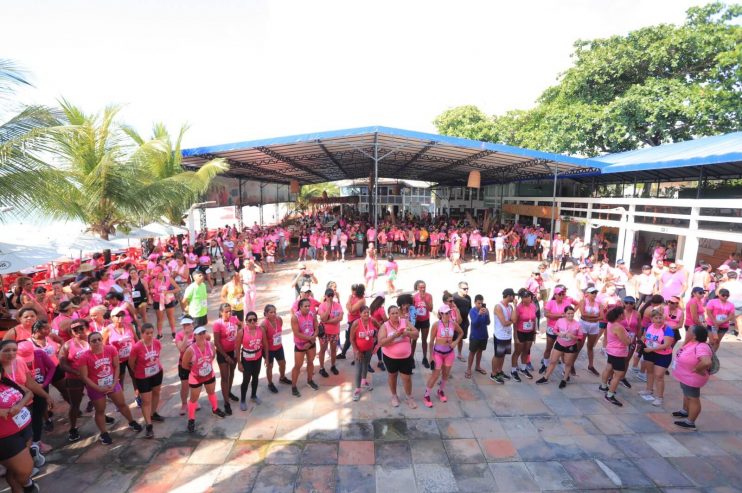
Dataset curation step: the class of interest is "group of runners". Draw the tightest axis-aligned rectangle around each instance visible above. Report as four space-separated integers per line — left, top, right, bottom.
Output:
0 214 737 493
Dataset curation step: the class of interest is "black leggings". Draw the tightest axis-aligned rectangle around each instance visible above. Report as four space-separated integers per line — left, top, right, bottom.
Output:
240 358 261 400
31 395 47 442
341 328 352 355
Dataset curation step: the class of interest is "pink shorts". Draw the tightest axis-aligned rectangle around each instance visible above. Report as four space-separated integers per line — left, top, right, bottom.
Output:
86 382 122 401
433 347 455 367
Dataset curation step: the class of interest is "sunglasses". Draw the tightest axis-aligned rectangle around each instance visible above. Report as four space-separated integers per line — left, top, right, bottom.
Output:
719 294 729 298
247 318 257 322
461 287 469 291
90 338 103 343
625 302 635 305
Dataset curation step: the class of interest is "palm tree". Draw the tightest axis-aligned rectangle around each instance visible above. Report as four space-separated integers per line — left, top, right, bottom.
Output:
295 182 340 212
123 123 227 225
0 59 64 220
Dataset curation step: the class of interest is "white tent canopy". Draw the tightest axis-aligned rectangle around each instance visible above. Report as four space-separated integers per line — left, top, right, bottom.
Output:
0 242 64 275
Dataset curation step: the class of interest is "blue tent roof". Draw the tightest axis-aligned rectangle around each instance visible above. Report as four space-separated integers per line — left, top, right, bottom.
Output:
595 132 742 178
181 126 604 186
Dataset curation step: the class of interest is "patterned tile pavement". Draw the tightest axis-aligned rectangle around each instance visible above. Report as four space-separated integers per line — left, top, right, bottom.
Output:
8 256 742 492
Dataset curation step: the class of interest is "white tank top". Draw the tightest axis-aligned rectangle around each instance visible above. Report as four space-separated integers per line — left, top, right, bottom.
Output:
493 301 513 340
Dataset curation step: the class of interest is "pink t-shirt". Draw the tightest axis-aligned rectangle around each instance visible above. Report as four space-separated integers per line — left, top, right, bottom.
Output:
672 341 713 388
663 306 683 330
555 318 582 347
515 303 537 332
130 339 162 379
82 345 118 385
545 299 571 334
381 319 411 359
213 316 240 352
660 271 685 299
644 323 675 355
685 297 706 327
606 322 630 357
706 298 734 329
318 301 343 335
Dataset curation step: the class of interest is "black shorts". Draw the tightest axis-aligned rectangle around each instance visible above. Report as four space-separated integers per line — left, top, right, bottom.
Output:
546 332 557 341
382 354 414 375
217 351 236 365
153 300 178 310
324 245 330 252
469 338 488 352
135 370 163 393
189 376 216 388
253 253 262 262
554 341 578 354
233 310 244 322
193 315 208 328
294 343 316 353
606 354 627 372
178 364 190 381
52 366 65 383
415 319 430 331
269 347 285 364
644 351 672 368
459 324 469 340
0 426 32 461
516 331 535 343
493 337 512 357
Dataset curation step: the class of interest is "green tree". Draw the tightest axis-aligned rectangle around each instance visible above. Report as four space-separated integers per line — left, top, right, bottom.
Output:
0 60 64 219
123 123 227 225
294 182 340 212
435 2 742 155
49 102 226 239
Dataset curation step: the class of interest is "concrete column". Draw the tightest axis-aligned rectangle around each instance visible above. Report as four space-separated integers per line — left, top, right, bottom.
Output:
616 219 626 265
514 200 520 224
533 216 539 226
622 204 636 266
583 202 593 245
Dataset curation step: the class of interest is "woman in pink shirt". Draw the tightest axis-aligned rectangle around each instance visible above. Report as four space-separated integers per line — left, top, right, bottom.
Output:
511 290 538 380
638 309 675 407
536 305 583 388
599 307 631 406
128 323 164 438
236 311 268 410
318 288 344 378
213 304 241 415
671 326 713 430
290 299 318 397
261 304 290 393
539 286 572 374
182 327 226 433
378 305 419 409
685 287 707 330
705 288 734 351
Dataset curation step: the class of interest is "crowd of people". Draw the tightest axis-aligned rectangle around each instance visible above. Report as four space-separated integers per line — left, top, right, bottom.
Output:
0 211 739 493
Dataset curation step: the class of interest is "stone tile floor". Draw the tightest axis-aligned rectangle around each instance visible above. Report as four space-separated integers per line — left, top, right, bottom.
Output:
7 256 742 492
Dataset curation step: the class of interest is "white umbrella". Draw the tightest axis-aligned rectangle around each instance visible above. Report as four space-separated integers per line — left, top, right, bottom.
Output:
0 242 62 275
140 222 188 237
53 234 118 257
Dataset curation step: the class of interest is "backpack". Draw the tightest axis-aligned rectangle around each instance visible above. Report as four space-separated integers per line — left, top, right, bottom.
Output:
697 343 721 375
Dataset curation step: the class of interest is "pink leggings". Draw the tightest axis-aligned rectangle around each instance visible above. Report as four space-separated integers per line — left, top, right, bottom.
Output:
433 348 455 368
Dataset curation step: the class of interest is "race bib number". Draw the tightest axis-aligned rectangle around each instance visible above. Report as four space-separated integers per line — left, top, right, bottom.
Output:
132 290 141 298
119 345 131 358
416 306 427 316
198 363 213 377
144 365 159 377
523 321 533 331
716 314 727 322
33 369 44 384
97 375 114 387
205 268 212 274
12 407 31 428
272 333 282 346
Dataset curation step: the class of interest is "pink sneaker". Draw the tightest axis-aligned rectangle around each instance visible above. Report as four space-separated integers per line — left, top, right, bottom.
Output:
437 389 448 403
424 394 433 408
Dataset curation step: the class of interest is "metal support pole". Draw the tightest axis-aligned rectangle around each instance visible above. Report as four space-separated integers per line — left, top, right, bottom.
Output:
199 208 207 233
696 167 704 199
373 132 379 233
237 178 244 230
549 163 559 238
259 183 264 226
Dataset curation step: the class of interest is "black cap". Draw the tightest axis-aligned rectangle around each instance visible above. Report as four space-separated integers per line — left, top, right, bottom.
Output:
691 286 706 295
502 288 516 297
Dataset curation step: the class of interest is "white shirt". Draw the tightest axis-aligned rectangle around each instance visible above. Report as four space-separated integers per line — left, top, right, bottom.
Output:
493 301 513 340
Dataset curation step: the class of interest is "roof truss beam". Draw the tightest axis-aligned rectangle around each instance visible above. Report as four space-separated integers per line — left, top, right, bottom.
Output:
197 153 295 183
256 146 334 182
316 141 349 179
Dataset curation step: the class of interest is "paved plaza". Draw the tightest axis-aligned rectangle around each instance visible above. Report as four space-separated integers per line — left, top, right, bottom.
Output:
16 256 742 492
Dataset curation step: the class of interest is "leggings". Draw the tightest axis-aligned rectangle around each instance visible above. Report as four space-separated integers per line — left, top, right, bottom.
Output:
481 245 489 259
354 350 373 388
31 394 47 442
341 326 353 355
240 358 261 400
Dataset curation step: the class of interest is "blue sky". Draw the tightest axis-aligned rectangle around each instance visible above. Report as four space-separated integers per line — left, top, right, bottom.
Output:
3 0 709 149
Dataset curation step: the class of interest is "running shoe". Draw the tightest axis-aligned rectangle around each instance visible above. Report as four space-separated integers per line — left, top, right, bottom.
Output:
366 365 374 373
651 398 663 407
420 392 433 407
212 408 227 418
500 371 511 380
558 380 567 389
490 373 505 384
224 403 232 416
68 428 81 442
620 378 632 389
151 413 164 422
362 380 373 392
336 353 347 360
511 371 521 383
598 384 609 392
331 365 340 375
638 390 653 396
145 425 154 439
538 364 547 374
129 421 143 432
240 401 248 411
100 432 113 445
251 396 262 405
228 392 239 402
279 376 292 385
526 362 535 372
292 387 301 397
674 420 696 430
29 445 45 468
437 388 448 403
352 389 361 402
587 367 600 376
308 380 319 390
319 368 329 378
521 369 533 380
187 419 195 433
635 372 647 382
268 383 278 394
105 415 115 425
422 357 430 369
672 410 689 417
604 394 623 407
23 481 39 493
135 395 143 408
